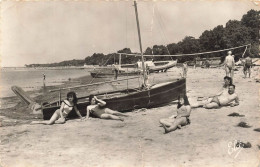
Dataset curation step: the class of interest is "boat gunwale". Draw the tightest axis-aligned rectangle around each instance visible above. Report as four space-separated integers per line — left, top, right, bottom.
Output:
42 78 185 110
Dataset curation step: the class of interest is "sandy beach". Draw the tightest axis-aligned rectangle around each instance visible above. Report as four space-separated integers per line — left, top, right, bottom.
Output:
0 67 259 167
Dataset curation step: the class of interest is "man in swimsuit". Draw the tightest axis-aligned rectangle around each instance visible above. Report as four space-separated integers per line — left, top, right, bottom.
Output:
86 95 128 121
224 51 235 79
243 55 253 78
193 84 239 109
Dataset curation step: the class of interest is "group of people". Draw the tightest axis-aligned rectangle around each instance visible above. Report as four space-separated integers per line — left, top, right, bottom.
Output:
182 50 253 80
225 50 253 79
31 75 239 134
31 92 128 125
32 50 243 134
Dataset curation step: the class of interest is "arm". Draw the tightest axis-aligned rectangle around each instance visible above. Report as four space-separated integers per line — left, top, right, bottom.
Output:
95 96 106 107
74 105 84 120
230 96 239 107
232 57 235 68
176 106 191 118
86 106 91 119
59 102 65 120
224 57 227 67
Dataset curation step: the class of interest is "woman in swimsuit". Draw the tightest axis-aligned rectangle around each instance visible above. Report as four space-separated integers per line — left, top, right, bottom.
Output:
159 95 191 133
86 95 128 121
31 91 84 125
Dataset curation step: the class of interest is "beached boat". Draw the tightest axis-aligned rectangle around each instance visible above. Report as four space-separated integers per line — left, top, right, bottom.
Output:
90 69 141 78
40 78 185 119
11 1 186 120
149 60 177 73
90 60 177 78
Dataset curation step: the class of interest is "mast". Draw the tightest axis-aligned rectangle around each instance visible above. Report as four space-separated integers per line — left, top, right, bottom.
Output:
134 1 146 85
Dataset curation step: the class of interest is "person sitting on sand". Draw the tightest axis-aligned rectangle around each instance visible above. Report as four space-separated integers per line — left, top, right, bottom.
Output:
224 51 235 79
86 95 128 121
159 95 191 133
31 92 84 125
215 76 233 96
192 84 239 109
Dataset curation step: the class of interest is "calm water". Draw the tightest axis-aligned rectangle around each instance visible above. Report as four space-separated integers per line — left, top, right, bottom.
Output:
0 68 90 98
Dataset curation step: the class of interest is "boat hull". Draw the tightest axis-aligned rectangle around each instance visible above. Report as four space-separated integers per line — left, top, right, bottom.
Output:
42 78 186 120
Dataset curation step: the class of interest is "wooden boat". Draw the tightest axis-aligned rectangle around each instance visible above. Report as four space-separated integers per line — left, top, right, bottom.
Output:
149 60 177 73
90 60 177 78
40 78 185 119
11 1 186 120
90 69 141 78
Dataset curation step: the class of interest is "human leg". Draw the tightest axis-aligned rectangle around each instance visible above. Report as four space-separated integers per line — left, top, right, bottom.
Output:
162 117 187 133
100 113 124 121
225 67 229 77
203 102 220 109
248 67 251 78
104 108 128 117
31 109 60 125
191 98 212 108
231 69 234 80
159 118 175 127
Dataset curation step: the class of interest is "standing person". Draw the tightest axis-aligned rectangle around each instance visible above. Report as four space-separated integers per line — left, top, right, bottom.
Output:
159 95 191 133
43 73 46 81
244 55 253 78
31 92 84 125
224 51 235 79
240 58 246 77
112 62 119 80
86 95 128 121
182 62 188 78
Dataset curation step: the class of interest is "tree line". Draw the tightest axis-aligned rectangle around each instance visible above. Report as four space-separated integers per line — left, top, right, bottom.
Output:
26 9 259 67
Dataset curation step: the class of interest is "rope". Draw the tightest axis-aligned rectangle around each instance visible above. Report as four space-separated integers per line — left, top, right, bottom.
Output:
241 46 248 58
117 44 251 57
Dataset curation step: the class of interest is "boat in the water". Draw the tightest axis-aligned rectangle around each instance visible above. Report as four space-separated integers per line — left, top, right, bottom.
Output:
12 1 186 120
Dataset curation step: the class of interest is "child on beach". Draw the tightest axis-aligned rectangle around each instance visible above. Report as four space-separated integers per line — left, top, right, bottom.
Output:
159 95 191 133
182 62 188 78
86 95 128 121
31 92 84 125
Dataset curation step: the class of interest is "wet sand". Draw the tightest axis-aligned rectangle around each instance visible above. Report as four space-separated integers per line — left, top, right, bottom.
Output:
0 67 259 167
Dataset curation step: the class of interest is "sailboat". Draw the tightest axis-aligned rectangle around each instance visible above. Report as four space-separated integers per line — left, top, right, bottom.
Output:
12 1 186 120
89 54 177 78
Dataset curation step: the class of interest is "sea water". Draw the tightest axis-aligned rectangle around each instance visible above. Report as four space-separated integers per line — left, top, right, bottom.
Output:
0 68 90 98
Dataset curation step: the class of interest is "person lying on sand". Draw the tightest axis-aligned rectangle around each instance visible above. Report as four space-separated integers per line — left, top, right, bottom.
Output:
197 76 232 101
86 95 128 121
192 84 239 109
159 95 191 133
31 92 84 125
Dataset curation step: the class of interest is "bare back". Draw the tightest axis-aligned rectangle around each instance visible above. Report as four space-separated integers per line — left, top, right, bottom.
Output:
225 55 235 68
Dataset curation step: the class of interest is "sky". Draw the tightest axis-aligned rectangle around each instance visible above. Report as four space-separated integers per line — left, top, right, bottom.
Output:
1 0 259 67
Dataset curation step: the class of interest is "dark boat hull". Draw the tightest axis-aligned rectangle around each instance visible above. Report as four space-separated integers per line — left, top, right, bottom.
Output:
42 78 186 120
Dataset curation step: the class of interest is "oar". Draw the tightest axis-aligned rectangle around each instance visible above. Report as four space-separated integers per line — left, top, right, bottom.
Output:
11 86 42 114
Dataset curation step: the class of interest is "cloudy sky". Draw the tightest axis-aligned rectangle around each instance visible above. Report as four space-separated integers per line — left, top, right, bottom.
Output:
1 0 259 67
